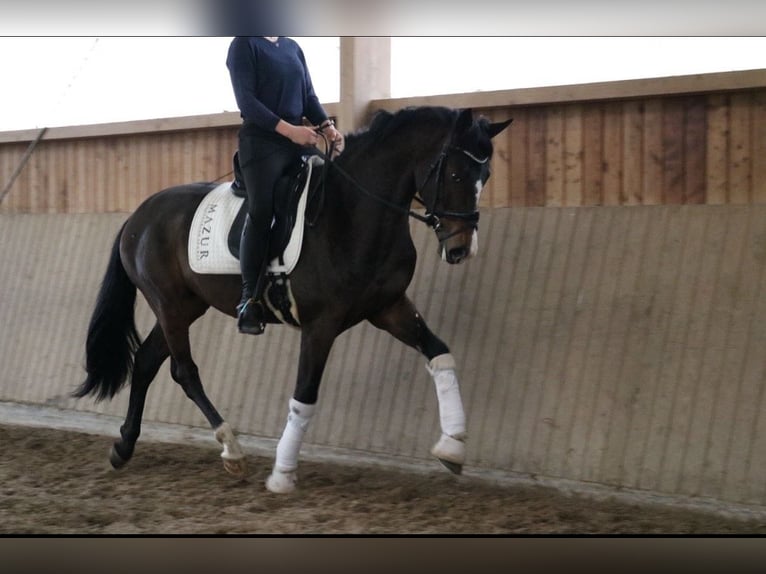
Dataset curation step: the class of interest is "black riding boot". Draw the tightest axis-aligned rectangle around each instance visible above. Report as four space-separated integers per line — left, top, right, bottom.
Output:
237 214 269 335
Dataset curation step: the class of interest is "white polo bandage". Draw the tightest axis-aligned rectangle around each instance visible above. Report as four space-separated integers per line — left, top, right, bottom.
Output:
426 353 466 439
274 398 316 472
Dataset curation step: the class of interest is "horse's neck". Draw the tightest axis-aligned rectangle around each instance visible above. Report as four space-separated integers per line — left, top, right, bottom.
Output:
318 150 415 257
340 156 414 223
342 131 445 206
326 126 450 245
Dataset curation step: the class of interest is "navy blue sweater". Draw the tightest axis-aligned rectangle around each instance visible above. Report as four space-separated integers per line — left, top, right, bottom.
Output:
226 36 328 131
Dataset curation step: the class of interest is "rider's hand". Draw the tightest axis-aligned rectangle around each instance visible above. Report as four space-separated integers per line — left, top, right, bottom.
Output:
276 121 319 147
323 125 345 158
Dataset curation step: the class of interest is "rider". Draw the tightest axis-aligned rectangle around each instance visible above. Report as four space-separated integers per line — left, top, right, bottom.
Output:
227 36 344 335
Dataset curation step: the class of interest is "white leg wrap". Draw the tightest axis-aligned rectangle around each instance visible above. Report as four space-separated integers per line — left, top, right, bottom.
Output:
274 398 315 472
426 353 467 439
266 398 316 494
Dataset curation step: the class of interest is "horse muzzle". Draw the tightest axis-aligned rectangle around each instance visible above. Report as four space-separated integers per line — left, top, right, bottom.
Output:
437 225 478 264
442 245 470 264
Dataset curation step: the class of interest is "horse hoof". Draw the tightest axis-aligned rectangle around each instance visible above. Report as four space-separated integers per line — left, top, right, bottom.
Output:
109 444 130 470
437 458 463 475
222 456 247 479
266 470 297 494
431 434 465 475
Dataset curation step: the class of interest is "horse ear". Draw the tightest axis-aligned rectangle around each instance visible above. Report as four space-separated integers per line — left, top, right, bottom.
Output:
455 108 474 134
487 118 513 139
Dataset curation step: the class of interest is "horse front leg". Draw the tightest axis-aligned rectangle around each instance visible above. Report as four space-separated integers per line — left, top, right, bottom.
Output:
266 321 337 494
369 295 467 474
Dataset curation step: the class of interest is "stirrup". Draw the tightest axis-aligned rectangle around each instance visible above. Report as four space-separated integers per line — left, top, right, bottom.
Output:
237 298 267 335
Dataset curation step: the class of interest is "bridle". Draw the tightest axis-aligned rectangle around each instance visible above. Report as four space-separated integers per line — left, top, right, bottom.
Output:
314 130 487 240
411 144 487 240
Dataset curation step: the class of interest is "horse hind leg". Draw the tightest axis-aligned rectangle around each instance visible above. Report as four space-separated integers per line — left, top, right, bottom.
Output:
108 321 246 476
215 422 247 478
164 324 247 479
110 323 169 469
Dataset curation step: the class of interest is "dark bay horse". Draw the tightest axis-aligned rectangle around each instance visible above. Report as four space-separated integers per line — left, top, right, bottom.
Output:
74 106 511 493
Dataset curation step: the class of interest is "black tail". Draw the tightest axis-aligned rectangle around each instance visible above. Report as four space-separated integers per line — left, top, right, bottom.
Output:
73 225 141 402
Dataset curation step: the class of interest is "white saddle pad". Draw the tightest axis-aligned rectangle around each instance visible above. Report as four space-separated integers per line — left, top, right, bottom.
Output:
188 156 320 275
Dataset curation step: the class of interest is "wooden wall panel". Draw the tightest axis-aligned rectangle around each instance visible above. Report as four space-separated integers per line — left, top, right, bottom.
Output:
685 97 708 205
474 91 764 208
2 78 766 213
754 92 766 200
641 99 665 206
0 127 240 214
582 105 604 206
730 94 753 204
508 107 528 207
622 101 644 205
544 106 564 206
526 108 547 207
661 97 686 205
706 94 730 204
602 102 623 206
563 104 584 207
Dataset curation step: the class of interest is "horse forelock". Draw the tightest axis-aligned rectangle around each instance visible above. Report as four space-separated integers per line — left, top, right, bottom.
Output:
455 118 494 162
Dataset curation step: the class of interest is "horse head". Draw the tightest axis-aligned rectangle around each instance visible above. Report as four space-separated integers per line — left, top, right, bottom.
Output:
418 108 512 264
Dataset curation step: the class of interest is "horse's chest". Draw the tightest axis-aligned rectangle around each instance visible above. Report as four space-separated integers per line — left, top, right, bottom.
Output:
296 229 416 315
362 259 415 302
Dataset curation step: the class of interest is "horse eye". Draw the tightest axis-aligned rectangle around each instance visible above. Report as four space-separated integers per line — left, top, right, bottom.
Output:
451 173 462 183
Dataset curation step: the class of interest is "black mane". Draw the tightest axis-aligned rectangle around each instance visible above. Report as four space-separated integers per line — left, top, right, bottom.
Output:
340 106 500 165
344 106 458 150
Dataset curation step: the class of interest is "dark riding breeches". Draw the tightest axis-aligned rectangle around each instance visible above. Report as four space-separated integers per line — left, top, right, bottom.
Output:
237 128 302 301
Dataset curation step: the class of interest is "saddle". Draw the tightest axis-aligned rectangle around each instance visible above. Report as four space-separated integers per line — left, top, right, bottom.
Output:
227 150 319 265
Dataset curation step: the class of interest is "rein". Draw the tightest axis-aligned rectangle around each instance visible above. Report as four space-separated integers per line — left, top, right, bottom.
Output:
313 130 483 234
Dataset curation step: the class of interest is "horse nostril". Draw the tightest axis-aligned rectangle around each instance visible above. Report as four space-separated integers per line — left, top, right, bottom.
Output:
447 247 469 263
